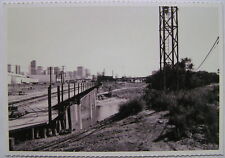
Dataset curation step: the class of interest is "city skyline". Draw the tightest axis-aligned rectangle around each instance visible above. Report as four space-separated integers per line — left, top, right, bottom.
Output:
8 60 92 78
7 6 220 77
7 60 135 78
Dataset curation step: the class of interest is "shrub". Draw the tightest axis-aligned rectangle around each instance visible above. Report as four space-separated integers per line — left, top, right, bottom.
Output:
143 89 177 112
144 86 219 143
117 99 145 120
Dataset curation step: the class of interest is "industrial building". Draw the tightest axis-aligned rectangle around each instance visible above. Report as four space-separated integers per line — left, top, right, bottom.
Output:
8 73 38 85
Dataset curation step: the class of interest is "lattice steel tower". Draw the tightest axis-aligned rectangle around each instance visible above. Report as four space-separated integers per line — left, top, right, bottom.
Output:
159 6 179 90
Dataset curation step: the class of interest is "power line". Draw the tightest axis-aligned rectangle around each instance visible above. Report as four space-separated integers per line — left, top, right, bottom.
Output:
196 36 219 71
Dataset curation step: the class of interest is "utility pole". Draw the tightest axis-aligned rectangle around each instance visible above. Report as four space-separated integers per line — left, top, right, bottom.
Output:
159 6 179 90
62 66 65 83
48 66 52 124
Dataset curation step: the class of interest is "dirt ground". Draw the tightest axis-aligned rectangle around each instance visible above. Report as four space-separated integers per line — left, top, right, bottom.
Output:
14 109 218 151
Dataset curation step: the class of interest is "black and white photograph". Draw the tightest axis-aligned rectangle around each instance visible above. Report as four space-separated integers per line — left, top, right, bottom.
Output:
0 0 224 157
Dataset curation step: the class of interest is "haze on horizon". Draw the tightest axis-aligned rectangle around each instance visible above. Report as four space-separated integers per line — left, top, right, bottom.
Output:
7 5 220 77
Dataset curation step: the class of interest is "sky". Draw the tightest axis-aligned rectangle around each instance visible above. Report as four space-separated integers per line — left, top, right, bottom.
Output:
6 4 220 77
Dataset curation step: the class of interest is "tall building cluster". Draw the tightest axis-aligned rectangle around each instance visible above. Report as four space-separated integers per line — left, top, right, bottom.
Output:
7 64 22 75
28 60 91 80
8 60 92 84
30 60 60 76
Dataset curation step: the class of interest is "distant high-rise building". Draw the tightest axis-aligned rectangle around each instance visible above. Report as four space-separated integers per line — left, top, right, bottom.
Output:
73 71 77 79
54 67 60 75
15 65 21 74
37 66 43 75
30 60 36 75
85 68 90 78
66 71 73 80
77 66 84 79
8 64 12 73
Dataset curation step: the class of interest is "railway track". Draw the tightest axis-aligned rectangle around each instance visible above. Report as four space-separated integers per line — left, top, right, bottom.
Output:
8 87 76 120
33 115 114 151
9 86 75 106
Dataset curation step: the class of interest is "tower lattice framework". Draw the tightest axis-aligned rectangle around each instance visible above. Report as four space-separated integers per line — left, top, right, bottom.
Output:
159 6 179 90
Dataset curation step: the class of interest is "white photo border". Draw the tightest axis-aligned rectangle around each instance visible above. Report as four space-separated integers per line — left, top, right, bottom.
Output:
0 0 224 157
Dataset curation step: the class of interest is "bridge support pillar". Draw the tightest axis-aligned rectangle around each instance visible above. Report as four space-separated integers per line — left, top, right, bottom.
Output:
70 104 77 131
35 128 40 139
67 106 72 131
89 95 93 122
9 137 15 151
77 104 82 130
60 111 66 130
56 120 60 133
65 107 69 130
52 127 57 136
43 128 47 138
47 128 52 137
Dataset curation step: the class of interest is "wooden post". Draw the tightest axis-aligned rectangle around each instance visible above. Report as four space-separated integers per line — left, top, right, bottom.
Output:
74 82 76 96
61 83 64 102
67 106 72 131
61 73 64 102
68 82 70 99
57 86 61 132
49 67 52 85
57 86 60 104
48 86 52 124
78 83 80 94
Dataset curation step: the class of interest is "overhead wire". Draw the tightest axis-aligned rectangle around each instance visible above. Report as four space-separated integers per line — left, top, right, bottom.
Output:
195 36 219 71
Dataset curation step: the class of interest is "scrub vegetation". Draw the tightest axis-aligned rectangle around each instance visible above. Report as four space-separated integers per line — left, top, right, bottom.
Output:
118 58 219 144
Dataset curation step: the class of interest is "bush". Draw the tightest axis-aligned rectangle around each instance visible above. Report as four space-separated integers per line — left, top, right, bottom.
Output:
143 89 177 112
117 99 145 120
143 86 219 143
